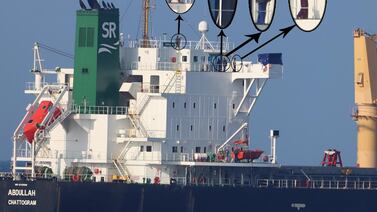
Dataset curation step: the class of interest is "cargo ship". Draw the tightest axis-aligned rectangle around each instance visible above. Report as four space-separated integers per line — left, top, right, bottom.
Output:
1 1 377 212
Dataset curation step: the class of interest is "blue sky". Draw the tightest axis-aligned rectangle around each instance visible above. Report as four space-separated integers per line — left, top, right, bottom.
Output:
0 0 376 166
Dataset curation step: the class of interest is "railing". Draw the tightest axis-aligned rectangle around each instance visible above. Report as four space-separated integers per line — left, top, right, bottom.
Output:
257 178 377 190
125 39 234 51
127 61 213 72
25 82 65 91
71 105 128 115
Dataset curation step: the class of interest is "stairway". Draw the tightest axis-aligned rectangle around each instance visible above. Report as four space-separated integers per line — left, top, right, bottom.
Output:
113 140 132 181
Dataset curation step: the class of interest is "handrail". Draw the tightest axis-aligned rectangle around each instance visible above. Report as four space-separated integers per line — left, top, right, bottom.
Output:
257 178 377 190
70 105 128 115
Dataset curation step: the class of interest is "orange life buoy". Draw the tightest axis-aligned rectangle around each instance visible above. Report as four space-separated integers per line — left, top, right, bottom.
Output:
94 168 100 175
199 176 206 184
154 176 160 184
72 175 80 182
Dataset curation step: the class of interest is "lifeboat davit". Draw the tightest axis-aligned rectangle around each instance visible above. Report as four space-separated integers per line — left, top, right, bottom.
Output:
23 101 62 143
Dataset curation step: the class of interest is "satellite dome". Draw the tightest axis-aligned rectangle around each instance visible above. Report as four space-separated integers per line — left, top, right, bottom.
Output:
198 21 208 33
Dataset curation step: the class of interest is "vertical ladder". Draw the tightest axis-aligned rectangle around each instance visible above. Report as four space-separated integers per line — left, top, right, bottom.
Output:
175 70 182 93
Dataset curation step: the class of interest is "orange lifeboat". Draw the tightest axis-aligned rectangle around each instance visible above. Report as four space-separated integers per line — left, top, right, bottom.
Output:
23 101 62 143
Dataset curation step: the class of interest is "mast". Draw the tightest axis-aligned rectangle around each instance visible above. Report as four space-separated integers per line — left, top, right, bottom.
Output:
142 0 152 48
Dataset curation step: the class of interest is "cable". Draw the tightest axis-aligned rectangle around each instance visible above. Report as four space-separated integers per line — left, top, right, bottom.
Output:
120 0 136 24
37 43 74 60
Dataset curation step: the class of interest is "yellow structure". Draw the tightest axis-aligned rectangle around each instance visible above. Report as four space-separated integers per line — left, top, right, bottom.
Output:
353 29 377 168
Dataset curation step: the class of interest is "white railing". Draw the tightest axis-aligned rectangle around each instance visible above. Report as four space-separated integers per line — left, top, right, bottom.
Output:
71 105 128 115
127 61 213 72
25 82 65 91
126 39 234 51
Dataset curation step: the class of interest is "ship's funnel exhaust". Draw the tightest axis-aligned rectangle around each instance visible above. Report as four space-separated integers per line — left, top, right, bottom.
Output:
353 29 377 168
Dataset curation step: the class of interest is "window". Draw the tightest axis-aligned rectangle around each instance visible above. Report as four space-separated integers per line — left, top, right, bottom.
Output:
209 125 212 131
232 104 235 109
140 146 144 152
138 56 141 62
82 68 89 73
193 103 196 109
172 146 178 153
176 125 180 131
204 147 207 153
190 125 193 131
180 146 184 153
182 56 188 62
223 125 226 132
146 146 152 152
201 56 206 62
173 102 175 108
86 27 94 47
184 102 187 108
78 27 95 47
195 147 201 153
193 56 198 62
79 27 87 47
214 103 217 109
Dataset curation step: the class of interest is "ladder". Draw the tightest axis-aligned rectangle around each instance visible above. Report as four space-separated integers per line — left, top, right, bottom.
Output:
175 70 182 93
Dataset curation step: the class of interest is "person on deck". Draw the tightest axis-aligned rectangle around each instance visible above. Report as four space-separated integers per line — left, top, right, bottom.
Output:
256 0 271 25
297 0 309 19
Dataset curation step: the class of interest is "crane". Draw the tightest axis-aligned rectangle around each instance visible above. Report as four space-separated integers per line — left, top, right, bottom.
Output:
353 29 377 168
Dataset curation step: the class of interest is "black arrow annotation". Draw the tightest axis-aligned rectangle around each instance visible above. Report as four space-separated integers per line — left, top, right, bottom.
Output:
218 30 227 56
175 15 183 34
225 33 262 57
241 25 296 60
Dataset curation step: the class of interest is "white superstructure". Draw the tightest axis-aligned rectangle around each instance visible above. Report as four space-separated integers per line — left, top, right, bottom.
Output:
12 22 283 184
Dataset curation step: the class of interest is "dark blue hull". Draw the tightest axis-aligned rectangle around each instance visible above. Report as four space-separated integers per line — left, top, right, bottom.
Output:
1 179 377 212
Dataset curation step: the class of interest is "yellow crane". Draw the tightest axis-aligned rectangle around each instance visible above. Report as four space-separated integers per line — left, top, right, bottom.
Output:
353 29 377 168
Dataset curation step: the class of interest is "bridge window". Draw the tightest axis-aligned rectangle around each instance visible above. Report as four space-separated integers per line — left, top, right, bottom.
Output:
176 125 180 131
146 146 152 152
172 146 178 153
195 147 201 153
182 56 188 62
193 56 198 62
140 146 144 152
180 146 184 153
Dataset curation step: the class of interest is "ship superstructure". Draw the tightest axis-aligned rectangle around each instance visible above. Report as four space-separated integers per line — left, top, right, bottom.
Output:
11 3 283 184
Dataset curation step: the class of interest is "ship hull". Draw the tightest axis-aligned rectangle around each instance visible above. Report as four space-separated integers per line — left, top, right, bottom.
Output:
1 180 376 212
